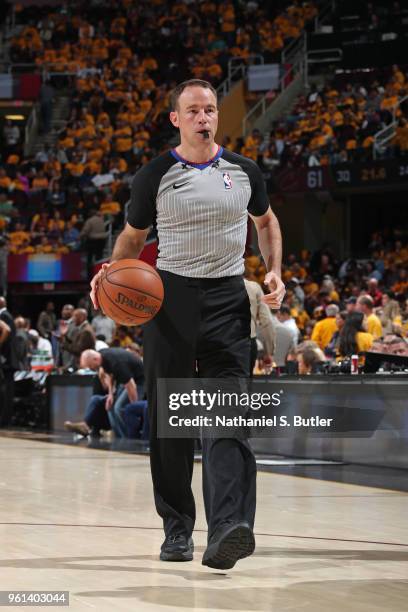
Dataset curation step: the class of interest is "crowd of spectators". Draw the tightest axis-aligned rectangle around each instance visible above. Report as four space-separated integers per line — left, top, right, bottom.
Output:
1 228 407 378
236 65 408 169
0 0 319 255
9 1 318 69
0 294 148 437
1 1 407 382
1 224 407 434
246 229 408 372
5 299 144 372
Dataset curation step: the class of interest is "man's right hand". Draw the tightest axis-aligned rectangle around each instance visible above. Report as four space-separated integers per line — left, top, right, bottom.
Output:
90 262 110 309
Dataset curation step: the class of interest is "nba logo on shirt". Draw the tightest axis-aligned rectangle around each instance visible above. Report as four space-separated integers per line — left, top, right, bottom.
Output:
223 172 232 189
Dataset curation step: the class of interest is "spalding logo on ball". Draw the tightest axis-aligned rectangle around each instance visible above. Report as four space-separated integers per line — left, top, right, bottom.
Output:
97 259 164 326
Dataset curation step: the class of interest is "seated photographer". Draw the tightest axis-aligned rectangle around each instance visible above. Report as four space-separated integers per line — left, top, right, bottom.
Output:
65 347 147 438
64 374 149 439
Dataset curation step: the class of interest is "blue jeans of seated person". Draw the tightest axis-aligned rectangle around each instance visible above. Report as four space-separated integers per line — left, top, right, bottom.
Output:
123 400 149 439
109 384 146 438
84 390 129 438
84 395 110 433
86 388 146 439
107 387 129 438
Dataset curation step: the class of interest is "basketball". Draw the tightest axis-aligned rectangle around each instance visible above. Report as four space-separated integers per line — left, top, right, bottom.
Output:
97 259 164 326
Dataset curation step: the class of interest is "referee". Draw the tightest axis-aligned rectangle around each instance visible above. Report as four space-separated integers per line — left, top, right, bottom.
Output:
91 79 285 570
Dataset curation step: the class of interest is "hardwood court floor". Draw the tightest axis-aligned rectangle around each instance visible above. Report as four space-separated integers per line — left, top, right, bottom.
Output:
0 436 407 612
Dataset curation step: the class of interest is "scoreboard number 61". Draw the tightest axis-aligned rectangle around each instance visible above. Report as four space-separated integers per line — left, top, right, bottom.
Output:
307 169 323 188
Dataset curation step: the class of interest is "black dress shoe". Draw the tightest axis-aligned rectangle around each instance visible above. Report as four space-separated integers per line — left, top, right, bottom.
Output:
202 521 255 570
160 534 194 562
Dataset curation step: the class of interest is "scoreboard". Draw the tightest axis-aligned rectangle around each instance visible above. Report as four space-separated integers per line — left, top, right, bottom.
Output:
274 159 408 193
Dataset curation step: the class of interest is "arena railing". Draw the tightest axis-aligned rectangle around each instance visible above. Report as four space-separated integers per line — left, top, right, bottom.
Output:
216 55 264 100
105 217 113 256
281 0 335 66
6 62 79 78
242 35 306 138
312 0 335 32
304 47 342 87
241 0 336 137
373 93 408 159
216 0 334 101
7 62 39 74
281 32 306 67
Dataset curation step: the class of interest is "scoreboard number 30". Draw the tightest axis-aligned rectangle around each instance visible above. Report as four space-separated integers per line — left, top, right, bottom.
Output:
335 170 351 183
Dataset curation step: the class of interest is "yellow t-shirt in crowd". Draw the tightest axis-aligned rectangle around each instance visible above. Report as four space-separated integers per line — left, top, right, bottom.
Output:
366 313 383 339
311 317 338 349
356 331 374 352
100 201 121 215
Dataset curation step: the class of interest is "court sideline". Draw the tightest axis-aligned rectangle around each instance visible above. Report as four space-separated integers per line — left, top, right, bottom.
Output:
0 436 407 611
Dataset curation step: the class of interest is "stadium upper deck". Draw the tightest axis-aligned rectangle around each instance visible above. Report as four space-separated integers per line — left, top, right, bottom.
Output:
0 0 320 252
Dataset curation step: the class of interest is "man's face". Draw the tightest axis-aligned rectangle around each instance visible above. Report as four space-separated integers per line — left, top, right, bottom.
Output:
170 86 218 146
62 305 74 320
73 310 85 325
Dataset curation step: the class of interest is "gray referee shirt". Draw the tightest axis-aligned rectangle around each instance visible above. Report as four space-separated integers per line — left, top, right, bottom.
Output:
128 146 269 278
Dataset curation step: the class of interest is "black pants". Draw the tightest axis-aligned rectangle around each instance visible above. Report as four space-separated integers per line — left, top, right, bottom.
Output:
143 270 257 540
250 337 258 377
0 370 14 427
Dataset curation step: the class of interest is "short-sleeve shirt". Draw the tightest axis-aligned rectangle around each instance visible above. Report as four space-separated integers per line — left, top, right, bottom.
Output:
127 147 269 278
100 348 144 388
366 313 383 340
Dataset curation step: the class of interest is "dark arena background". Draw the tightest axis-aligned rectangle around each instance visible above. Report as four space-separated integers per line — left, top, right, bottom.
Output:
0 1 407 610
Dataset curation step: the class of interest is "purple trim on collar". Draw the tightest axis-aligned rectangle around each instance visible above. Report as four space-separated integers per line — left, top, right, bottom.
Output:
171 146 223 170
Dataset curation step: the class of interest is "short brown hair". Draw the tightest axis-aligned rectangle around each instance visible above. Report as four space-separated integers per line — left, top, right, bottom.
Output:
300 346 325 368
357 295 374 310
169 79 217 111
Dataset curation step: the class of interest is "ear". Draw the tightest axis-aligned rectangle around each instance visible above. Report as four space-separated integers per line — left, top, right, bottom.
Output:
169 111 179 128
